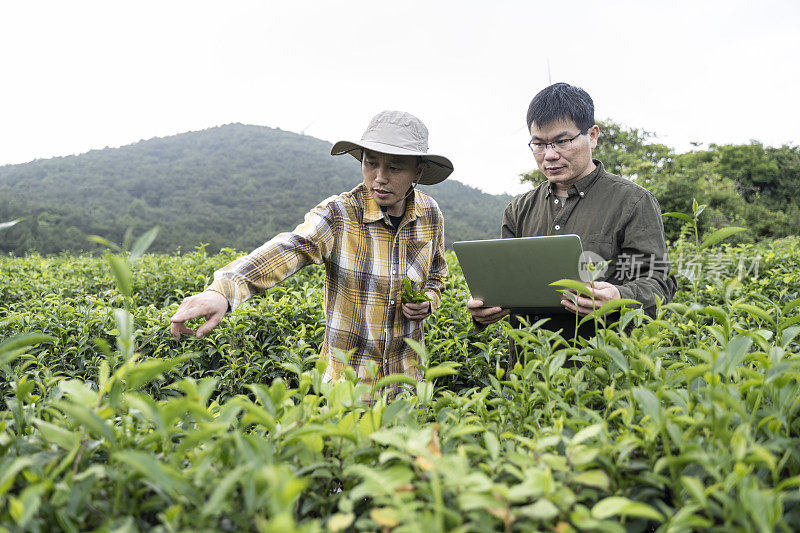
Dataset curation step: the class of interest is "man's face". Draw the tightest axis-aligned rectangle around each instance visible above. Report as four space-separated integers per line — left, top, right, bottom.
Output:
362 149 422 217
530 118 599 194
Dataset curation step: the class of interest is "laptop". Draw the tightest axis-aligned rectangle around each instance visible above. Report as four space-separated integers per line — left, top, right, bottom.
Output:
453 234 585 313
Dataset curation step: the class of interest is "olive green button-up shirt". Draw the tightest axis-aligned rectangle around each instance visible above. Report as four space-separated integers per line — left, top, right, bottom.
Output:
501 160 676 338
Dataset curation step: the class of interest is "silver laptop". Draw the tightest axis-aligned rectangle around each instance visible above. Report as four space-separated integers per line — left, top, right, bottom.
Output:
453 234 585 313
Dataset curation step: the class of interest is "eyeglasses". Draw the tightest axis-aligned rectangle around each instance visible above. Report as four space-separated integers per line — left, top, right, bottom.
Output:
528 130 586 155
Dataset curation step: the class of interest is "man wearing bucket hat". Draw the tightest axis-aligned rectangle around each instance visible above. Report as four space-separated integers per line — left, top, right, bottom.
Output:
169 110 452 401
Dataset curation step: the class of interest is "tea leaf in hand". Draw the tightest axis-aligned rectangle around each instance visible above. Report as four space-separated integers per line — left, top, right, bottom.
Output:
401 277 430 304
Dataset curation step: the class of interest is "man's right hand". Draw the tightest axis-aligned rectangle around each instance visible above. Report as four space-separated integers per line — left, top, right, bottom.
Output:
170 290 229 340
467 297 509 325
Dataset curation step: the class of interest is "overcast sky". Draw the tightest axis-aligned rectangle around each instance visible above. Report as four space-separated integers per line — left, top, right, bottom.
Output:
2 0 798 195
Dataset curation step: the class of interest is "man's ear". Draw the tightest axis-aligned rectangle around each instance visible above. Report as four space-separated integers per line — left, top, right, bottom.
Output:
588 124 600 149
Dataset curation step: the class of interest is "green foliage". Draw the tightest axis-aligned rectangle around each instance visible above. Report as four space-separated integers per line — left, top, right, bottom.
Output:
590 120 674 182
400 277 431 304
2 237 800 530
519 120 800 242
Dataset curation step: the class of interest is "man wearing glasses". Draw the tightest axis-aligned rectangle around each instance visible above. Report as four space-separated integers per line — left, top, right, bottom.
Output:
468 82 675 344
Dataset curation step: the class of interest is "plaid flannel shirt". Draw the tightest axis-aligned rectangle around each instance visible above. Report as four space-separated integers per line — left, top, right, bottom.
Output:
207 183 447 399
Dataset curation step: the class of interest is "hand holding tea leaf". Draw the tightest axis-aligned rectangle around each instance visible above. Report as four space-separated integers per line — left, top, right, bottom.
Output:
401 277 431 304
559 281 621 316
401 277 432 321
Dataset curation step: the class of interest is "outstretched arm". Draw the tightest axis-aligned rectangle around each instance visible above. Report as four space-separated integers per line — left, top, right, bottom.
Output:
168 198 339 340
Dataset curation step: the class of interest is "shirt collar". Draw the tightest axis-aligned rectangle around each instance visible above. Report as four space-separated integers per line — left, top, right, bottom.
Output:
546 159 604 198
361 184 420 224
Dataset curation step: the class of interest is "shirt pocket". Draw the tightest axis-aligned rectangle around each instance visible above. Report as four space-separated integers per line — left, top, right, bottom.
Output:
405 239 433 283
581 234 615 265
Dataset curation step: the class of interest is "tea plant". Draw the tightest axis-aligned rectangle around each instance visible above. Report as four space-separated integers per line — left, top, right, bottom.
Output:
1 234 799 531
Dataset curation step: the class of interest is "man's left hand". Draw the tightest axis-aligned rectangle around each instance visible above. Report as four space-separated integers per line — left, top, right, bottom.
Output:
561 281 621 316
402 301 432 321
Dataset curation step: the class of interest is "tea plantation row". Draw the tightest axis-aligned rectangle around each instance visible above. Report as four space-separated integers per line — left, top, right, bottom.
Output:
1 237 799 531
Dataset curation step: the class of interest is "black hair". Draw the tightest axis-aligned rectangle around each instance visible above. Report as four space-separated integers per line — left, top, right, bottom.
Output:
360 148 425 169
526 83 595 132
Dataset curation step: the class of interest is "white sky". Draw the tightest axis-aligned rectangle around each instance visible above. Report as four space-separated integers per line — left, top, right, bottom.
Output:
1 0 798 195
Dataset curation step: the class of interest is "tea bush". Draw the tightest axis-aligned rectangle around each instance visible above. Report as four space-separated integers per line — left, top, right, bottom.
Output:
1 237 799 531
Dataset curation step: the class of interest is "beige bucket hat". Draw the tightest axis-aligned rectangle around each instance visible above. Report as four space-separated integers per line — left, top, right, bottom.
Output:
331 110 454 185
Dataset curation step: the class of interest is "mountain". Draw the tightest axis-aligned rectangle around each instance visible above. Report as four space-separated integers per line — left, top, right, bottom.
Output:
0 124 514 255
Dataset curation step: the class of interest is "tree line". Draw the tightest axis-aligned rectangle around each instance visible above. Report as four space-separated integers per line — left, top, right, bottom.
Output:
522 120 800 241
1 121 797 256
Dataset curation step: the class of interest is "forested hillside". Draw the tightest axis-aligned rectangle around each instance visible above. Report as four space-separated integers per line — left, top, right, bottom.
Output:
0 125 512 255
4 120 796 256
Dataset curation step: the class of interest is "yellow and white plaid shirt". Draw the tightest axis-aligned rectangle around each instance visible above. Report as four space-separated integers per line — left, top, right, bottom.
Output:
207 183 447 398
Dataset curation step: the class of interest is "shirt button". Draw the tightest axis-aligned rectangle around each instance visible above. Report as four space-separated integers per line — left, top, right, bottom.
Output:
384 358 388 363
389 299 395 305
579 191 585 197
554 225 561 230
554 199 559 204
392 269 396 275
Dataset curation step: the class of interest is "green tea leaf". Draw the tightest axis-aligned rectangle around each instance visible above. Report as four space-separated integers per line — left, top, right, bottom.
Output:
87 234 122 251
733 303 774 325
374 373 418 389
0 333 55 367
680 476 708 507
425 363 460 380
33 419 81 450
718 336 752 377
114 450 194 500
633 387 663 426
401 276 430 304
699 227 748 249
201 465 248 517
107 254 132 298
781 326 800 349
518 498 559 520
663 212 693 223
592 496 664 521
572 470 611 490
404 338 429 366
484 431 500 461
125 354 195 390
129 227 160 263
550 278 591 295
781 297 800 315
571 423 603 445
52 400 116 444
0 457 37 498
579 299 640 325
